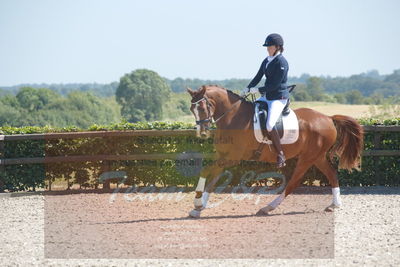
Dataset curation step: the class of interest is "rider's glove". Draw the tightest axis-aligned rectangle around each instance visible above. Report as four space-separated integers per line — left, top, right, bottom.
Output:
248 87 258 94
240 88 249 96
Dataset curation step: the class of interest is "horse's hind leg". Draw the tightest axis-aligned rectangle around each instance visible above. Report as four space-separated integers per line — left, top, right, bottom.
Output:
314 156 342 211
256 156 315 216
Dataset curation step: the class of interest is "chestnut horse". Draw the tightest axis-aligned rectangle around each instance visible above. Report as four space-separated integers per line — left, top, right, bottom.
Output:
187 85 363 218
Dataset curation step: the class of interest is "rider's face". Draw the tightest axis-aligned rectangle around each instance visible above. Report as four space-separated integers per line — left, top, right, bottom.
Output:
267 45 277 56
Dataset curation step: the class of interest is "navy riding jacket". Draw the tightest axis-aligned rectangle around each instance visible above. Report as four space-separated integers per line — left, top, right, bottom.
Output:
247 54 289 100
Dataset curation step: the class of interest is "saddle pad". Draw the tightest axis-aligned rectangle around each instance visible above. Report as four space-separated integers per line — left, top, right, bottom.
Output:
253 107 299 145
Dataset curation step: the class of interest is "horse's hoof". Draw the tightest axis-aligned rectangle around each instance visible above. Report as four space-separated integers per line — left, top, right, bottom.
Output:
256 205 274 216
189 209 201 218
256 209 268 216
324 203 341 212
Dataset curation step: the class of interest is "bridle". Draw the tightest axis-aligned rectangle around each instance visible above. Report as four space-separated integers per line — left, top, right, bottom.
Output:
191 94 248 128
191 97 214 128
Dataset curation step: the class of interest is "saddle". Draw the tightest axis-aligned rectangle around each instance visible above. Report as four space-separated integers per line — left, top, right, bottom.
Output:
250 85 299 160
254 99 291 140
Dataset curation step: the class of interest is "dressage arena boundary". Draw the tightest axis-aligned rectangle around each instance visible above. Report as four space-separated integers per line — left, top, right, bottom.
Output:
0 125 399 190
1 125 399 164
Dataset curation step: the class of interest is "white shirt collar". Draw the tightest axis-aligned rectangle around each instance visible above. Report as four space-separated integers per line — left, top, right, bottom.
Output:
267 51 281 62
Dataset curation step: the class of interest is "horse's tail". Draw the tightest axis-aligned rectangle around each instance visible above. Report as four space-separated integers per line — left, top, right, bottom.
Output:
329 115 364 171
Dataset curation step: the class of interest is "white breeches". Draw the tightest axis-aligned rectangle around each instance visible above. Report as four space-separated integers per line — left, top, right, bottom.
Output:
256 96 288 132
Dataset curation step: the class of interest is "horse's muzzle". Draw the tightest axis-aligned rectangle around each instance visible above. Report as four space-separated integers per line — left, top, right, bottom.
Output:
200 131 208 138
197 129 210 139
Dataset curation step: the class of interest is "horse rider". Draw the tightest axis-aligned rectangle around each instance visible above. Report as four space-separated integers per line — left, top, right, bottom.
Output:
241 33 289 168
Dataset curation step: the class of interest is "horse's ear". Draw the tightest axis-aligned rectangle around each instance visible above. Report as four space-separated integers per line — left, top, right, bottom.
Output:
186 87 195 96
200 85 207 95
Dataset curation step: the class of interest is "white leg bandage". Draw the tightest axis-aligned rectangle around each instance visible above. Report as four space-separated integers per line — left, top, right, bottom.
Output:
194 177 207 209
202 192 209 208
269 192 285 209
195 177 206 192
332 187 342 206
194 197 203 208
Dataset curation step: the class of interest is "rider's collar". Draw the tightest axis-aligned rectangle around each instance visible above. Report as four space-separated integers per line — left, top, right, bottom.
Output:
267 52 281 62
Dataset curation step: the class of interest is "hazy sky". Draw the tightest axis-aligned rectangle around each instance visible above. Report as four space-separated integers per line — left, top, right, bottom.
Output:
1 0 399 85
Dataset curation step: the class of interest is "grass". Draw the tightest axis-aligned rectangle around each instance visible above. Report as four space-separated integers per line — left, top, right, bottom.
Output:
164 100 399 122
290 101 379 118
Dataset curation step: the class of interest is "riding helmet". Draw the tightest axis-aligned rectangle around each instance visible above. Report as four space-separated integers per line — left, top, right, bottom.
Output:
263 33 284 47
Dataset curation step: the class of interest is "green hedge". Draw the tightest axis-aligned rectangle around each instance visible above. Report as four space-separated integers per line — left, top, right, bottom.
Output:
0 118 399 192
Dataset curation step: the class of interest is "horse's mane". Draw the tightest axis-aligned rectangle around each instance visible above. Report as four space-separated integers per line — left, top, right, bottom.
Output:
203 84 253 104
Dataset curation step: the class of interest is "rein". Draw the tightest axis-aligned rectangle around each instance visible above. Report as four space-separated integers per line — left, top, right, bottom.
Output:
213 95 250 123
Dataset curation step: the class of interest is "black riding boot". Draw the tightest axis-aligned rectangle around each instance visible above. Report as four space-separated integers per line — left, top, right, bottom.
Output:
269 127 286 168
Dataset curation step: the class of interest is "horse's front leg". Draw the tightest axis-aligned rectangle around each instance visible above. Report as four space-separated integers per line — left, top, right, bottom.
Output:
189 164 224 218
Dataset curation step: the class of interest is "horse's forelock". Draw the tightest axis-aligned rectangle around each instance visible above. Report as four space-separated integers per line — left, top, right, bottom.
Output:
191 87 205 99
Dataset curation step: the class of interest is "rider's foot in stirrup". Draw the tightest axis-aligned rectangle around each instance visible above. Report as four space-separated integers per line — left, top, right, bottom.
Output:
277 151 286 168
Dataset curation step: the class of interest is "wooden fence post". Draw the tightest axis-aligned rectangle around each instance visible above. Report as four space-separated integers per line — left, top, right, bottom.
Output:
0 135 4 192
101 161 111 189
373 129 382 185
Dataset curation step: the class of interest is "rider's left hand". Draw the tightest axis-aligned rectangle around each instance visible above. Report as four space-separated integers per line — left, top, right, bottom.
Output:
240 88 249 96
240 87 258 97
248 87 258 94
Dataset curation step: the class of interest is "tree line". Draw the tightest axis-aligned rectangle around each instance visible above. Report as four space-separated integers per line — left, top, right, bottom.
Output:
1 68 399 127
166 69 400 104
3 69 399 99
0 69 192 127
0 87 122 128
